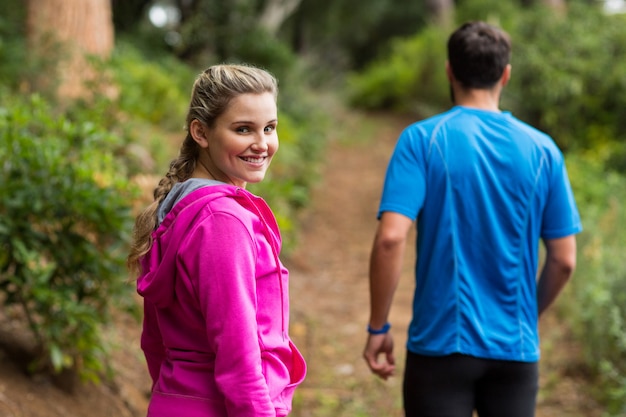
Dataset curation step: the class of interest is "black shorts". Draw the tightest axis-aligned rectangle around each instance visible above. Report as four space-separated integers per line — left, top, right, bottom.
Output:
403 351 539 417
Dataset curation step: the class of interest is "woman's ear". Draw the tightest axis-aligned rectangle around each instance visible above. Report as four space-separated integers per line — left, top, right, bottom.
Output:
190 119 210 148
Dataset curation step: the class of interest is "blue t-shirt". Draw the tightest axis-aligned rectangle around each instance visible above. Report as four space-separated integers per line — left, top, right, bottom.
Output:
379 106 582 362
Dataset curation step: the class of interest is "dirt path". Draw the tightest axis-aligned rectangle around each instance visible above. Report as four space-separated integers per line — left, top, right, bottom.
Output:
286 111 602 417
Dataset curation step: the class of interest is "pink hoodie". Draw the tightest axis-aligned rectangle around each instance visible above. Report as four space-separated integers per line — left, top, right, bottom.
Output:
137 183 306 417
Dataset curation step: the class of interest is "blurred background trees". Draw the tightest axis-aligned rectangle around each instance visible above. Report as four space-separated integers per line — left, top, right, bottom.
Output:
1 0 625 413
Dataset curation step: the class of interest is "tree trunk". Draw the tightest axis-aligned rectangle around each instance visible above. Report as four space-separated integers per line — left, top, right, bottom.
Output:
425 0 454 29
259 0 302 35
26 0 114 100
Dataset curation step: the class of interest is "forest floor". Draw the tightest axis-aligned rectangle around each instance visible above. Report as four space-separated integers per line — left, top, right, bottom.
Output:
0 110 603 416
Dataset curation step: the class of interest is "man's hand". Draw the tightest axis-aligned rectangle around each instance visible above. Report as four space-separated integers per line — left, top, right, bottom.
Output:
363 332 395 380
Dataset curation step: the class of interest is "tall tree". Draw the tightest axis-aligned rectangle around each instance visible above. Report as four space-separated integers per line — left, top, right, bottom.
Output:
26 0 114 99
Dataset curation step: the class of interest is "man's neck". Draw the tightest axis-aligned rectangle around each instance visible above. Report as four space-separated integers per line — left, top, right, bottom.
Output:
454 88 501 111
450 82 502 112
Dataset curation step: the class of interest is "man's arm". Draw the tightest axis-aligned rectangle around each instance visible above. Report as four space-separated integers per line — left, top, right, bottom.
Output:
363 211 413 380
537 235 577 317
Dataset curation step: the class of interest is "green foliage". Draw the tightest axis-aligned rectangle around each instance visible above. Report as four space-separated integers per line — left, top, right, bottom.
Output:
346 26 449 116
564 152 626 414
109 41 194 131
0 92 136 383
506 5 626 152
229 27 298 83
0 0 28 90
286 0 427 71
79 41 194 176
454 0 520 27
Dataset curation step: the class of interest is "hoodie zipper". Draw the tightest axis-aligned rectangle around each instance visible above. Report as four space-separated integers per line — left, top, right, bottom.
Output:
236 188 287 341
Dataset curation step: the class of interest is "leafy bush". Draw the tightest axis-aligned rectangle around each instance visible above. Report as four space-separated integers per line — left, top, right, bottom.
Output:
506 5 626 153
0 92 136 386
454 0 520 26
563 152 626 415
0 0 28 90
230 27 298 84
346 25 450 116
109 41 194 131
74 42 194 176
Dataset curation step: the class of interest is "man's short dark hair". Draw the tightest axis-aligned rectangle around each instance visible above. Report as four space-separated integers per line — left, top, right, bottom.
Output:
447 21 511 89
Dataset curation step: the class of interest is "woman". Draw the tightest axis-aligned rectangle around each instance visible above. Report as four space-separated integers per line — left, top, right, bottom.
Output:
128 64 306 417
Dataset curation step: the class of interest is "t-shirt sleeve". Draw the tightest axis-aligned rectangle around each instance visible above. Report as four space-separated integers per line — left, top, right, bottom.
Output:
541 157 582 239
378 128 427 220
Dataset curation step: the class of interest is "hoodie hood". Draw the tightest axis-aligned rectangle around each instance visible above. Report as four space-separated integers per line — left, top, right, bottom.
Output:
156 178 225 224
137 181 283 311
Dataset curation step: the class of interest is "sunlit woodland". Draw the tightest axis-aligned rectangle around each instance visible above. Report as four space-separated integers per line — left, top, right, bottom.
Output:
0 0 625 416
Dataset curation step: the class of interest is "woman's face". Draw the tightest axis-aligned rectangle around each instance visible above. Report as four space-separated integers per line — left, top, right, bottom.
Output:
197 92 278 188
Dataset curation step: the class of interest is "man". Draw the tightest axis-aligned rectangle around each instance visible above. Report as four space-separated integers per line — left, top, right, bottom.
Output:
362 21 581 417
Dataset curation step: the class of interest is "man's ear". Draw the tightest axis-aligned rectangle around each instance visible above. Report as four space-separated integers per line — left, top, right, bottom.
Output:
501 64 512 87
190 119 210 148
445 61 455 83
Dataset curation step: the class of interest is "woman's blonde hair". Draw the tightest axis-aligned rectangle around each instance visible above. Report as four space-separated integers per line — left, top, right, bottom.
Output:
127 64 278 277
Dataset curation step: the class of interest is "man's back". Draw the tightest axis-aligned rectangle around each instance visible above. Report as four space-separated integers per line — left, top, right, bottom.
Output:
378 106 581 361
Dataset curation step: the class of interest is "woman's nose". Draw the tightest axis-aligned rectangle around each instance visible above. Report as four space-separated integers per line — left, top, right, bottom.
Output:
251 133 269 151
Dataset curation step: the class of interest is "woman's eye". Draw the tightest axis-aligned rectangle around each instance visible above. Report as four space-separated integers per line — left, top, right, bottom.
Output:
237 126 250 133
264 125 276 133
